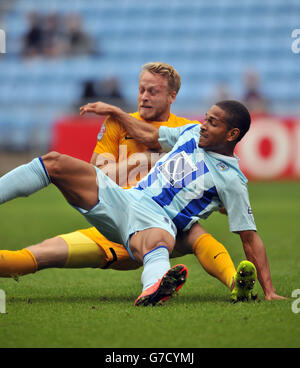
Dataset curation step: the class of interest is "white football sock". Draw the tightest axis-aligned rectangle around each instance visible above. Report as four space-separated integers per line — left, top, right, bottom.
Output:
0 157 51 204
141 246 170 291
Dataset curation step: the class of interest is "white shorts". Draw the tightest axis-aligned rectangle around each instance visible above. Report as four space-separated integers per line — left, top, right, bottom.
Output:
74 167 177 260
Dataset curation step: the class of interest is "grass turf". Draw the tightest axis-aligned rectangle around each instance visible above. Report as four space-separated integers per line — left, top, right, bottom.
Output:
0 182 299 348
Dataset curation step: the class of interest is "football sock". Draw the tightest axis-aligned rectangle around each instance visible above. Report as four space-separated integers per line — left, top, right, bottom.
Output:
0 249 38 278
193 233 236 288
141 246 170 291
0 157 51 205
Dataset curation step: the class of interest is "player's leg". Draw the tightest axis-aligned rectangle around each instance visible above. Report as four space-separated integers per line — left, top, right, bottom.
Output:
0 237 70 278
0 248 38 279
130 227 174 290
0 152 98 210
0 157 51 205
26 234 107 270
0 237 69 278
130 228 188 306
176 223 257 301
41 152 98 210
175 223 236 288
26 237 69 270
0 234 102 278
0 229 138 279
0 152 103 278
79 227 140 271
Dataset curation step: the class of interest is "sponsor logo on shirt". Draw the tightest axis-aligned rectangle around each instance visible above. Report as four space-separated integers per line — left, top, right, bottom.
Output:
216 162 229 171
97 124 106 141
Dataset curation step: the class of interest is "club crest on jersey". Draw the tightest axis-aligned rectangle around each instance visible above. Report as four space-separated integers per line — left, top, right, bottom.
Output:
97 124 106 141
216 161 229 172
158 151 197 187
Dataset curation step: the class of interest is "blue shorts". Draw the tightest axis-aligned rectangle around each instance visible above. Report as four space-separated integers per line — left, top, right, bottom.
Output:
74 167 177 260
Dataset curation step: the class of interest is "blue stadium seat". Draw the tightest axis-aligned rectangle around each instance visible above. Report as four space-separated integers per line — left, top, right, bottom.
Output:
0 0 299 149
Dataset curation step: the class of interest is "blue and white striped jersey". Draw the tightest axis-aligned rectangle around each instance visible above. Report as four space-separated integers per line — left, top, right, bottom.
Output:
132 124 256 233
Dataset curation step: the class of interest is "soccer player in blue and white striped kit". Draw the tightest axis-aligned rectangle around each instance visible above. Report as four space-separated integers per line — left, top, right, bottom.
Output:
0 100 285 305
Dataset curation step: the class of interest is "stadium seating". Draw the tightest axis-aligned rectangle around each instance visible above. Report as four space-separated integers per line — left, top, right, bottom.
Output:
0 0 299 149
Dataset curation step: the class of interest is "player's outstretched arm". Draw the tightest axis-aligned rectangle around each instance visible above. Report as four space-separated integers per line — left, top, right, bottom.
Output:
239 230 286 300
80 101 160 149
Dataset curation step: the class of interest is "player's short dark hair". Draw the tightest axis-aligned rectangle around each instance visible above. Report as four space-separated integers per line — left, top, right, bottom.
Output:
215 100 251 142
140 62 181 94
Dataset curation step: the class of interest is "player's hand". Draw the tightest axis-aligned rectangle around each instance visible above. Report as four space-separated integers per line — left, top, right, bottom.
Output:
80 101 115 116
264 292 287 301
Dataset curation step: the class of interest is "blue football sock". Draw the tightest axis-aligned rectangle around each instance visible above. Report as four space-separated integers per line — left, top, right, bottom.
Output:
141 246 170 291
0 157 51 204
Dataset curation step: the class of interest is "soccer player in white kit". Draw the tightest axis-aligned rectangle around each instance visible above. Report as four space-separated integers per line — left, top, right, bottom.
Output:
0 100 285 305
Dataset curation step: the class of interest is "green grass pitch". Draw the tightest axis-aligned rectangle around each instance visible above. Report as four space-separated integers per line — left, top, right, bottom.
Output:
0 182 299 348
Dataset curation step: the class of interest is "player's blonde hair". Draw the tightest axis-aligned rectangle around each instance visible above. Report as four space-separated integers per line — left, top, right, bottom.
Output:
140 62 181 94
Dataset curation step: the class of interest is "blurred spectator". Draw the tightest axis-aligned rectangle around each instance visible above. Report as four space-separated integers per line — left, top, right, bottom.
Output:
79 76 132 111
82 80 99 100
64 14 96 56
42 13 65 58
212 82 233 102
22 11 44 58
242 70 269 114
22 12 96 59
81 76 124 101
98 77 124 100
205 82 233 109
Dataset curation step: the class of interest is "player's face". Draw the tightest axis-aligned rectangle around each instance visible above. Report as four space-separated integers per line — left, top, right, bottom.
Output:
138 71 176 122
198 105 236 154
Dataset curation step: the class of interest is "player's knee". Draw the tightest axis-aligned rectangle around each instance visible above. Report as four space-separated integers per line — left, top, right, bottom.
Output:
130 228 175 261
41 151 68 178
152 242 174 256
